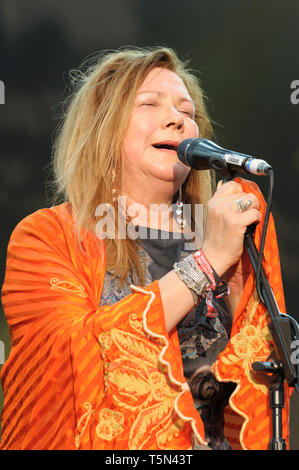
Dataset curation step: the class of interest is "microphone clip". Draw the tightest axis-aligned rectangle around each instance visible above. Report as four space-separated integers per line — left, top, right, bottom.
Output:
210 156 235 181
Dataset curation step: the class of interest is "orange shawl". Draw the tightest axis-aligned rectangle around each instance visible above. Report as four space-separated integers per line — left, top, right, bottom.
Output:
0 178 291 450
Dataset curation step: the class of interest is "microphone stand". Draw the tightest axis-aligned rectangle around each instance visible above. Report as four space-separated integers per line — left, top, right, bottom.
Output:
245 224 298 450
222 168 299 450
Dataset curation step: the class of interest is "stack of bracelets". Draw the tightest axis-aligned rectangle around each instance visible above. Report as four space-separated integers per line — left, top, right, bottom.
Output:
173 250 230 318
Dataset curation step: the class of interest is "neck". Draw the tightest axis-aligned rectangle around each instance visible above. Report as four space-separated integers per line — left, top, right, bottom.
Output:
120 169 187 231
119 184 183 231
124 194 180 231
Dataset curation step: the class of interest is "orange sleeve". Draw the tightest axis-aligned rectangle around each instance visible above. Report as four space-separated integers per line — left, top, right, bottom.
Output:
0 205 205 450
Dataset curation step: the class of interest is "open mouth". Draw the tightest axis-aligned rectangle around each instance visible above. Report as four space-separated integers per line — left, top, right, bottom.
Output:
152 142 178 151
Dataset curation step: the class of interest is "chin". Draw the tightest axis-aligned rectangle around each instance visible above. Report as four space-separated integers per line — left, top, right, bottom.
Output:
151 161 190 183
150 172 187 192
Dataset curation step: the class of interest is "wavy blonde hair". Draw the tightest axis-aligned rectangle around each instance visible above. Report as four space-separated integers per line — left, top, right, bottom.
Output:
51 46 215 285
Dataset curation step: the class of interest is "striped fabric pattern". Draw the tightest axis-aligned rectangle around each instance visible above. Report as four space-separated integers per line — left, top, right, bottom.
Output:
0 203 206 450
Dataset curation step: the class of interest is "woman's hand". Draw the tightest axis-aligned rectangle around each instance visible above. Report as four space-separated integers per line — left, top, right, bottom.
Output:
160 180 261 330
201 180 261 278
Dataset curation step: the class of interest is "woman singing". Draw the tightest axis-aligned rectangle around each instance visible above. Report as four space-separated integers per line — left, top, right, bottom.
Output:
0 47 289 450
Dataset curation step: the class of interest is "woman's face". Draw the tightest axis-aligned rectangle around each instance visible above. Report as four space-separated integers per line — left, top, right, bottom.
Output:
122 67 199 194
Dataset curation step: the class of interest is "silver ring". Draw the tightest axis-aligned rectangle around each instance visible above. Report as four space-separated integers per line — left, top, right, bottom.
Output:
236 198 252 212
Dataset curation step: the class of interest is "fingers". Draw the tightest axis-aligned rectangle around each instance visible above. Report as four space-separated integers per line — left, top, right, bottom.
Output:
204 180 262 274
209 188 261 232
211 190 260 213
232 192 260 211
239 208 261 227
227 192 261 226
211 179 262 227
216 181 260 210
216 179 243 195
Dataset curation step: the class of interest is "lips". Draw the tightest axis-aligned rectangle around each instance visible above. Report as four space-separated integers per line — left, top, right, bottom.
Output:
152 140 179 151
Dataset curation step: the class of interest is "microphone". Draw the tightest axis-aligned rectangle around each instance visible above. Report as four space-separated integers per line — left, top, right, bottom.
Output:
177 138 272 176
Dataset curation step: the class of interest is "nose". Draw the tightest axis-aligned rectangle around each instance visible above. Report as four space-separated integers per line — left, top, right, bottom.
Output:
161 106 185 131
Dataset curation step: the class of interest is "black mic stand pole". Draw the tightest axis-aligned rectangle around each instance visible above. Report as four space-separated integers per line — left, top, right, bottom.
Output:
221 166 299 451
245 224 289 450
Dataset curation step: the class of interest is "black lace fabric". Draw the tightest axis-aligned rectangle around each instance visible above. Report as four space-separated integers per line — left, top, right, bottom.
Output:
177 298 236 449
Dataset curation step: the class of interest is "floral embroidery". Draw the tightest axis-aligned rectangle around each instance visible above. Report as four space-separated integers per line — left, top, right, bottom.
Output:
50 277 86 297
99 331 113 355
98 326 183 450
74 402 95 449
155 418 184 448
219 291 273 393
96 408 124 441
129 313 143 335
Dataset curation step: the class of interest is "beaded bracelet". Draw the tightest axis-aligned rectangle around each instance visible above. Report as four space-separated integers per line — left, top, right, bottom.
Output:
193 250 230 317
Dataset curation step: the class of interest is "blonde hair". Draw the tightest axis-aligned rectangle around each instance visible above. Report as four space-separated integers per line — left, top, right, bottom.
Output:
51 46 215 285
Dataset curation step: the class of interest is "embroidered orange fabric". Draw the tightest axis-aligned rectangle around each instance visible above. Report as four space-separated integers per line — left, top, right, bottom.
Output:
0 203 205 450
0 178 291 450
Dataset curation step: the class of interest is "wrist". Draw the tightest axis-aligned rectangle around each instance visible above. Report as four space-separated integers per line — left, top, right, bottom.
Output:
200 245 227 277
193 249 229 295
173 255 211 306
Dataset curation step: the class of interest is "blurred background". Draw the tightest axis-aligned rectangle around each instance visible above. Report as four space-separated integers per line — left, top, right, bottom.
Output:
0 0 298 430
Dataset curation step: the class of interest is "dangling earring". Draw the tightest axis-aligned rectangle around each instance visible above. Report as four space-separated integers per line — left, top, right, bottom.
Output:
174 186 185 228
111 169 117 203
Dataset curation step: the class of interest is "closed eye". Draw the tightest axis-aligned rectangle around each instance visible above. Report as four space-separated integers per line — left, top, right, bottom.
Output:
140 101 158 106
179 109 195 118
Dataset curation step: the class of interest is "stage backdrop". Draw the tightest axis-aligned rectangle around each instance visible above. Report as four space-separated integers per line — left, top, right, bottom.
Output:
0 0 299 436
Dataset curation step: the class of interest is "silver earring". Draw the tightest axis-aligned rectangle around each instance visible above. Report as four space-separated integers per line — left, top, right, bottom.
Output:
174 186 185 228
111 169 117 203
